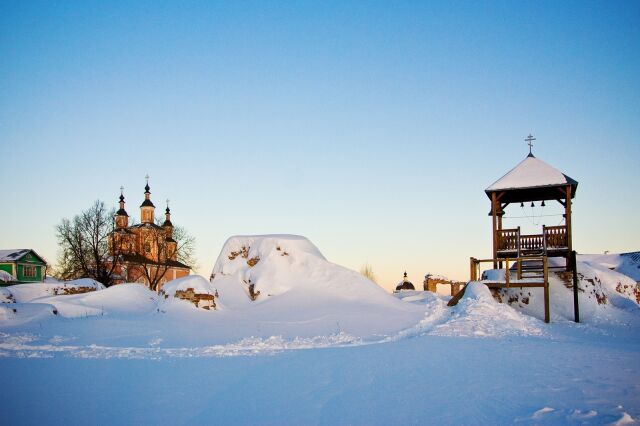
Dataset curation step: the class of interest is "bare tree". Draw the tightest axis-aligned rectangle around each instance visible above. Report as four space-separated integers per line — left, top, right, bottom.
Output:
360 263 378 283
135 220 196 292
55 200 122 286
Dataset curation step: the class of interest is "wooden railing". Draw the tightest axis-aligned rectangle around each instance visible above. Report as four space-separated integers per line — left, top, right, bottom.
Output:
497 228 520 252
497 226 568 255
544 225 568 249
520 234 545 254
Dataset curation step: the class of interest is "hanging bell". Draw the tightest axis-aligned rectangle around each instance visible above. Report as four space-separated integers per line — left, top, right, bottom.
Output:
530 202 535 207
541 200 546 207
520 202 524 207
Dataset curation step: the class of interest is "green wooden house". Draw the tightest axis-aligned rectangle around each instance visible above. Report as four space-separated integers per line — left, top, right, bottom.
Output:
0 249 48 284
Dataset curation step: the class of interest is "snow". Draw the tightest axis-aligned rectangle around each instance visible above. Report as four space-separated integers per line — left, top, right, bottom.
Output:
430 281 544 337
4 278 105 303
490 257 639 323
0 270 13 282
209 235 425 337
161 274 216 297
580 252 640 282
0 236 638 424
0 249 31 261
486 155 576 191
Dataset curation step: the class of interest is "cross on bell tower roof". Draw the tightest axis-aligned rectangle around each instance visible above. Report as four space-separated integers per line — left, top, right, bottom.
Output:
525 134 536 157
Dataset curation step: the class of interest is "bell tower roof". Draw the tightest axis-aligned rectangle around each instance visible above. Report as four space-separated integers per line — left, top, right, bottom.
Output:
163 199 173 227
140 175 155 223
140 175 155 208
116 186 128 217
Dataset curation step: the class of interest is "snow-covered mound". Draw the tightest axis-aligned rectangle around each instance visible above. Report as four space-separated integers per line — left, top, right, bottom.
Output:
431 282 543 337
161 275 216 298
5 278 105 303
491 258 639 323
34 284 158 318
0 270 13 283
0 303 59 325
160 275 218 310
211 235 425 336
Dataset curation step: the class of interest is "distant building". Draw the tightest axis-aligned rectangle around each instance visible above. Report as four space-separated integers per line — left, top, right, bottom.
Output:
395 271 415 291
423 274 463 296
107 180 190 287
0 249 47 284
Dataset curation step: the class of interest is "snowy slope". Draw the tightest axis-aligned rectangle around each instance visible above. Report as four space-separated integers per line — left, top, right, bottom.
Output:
5 279 105 303
488 258 639 323
580 252 640 282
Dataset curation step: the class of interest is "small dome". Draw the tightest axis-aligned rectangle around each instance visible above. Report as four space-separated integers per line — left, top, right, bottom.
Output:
395 271 415 291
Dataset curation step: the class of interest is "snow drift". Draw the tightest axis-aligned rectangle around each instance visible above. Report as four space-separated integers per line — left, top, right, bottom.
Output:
210 235 425 337
5 278 105 303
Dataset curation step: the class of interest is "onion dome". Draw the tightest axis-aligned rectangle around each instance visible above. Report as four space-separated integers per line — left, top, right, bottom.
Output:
162 202 173 227
116 187 128 217
395 271 415 291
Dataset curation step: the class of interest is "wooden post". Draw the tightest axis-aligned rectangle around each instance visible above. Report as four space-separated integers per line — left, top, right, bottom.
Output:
498 210 504 270
543 256 550 323
470 257 477 281
565 185 573 271
571 250 580 323
517 257 522 280
505 258 510 288
492 193 498 269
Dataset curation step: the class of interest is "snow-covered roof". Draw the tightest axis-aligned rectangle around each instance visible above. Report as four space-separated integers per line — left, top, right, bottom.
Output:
486 154 578 192
0 249 32 262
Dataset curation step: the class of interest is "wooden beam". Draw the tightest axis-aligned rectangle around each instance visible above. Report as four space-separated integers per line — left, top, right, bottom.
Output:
543 256 550 323
556 199 566 208
492 192 498 269
484 282 547 288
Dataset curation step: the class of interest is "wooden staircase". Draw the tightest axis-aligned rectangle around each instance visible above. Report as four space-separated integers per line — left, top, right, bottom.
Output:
448 255 551 323
448 251 581 324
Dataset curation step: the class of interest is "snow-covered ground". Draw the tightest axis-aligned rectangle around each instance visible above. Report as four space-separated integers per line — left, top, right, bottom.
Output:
1 237 639 425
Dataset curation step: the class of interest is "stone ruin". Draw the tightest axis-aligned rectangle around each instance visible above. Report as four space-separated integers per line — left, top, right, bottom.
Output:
54 286 97 296
423 276 464 296
170 287 217 310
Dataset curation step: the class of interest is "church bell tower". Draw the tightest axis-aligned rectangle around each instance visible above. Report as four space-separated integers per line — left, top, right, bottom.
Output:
140 175 155 224
115 186 129 229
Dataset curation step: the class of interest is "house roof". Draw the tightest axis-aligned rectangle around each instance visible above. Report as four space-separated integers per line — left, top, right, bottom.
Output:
485 154 578 202
0 249 47 265
121 254 190 269
129 223 164 230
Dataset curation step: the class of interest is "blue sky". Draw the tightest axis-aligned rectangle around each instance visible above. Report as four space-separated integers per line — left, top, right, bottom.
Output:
1 0 639 290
